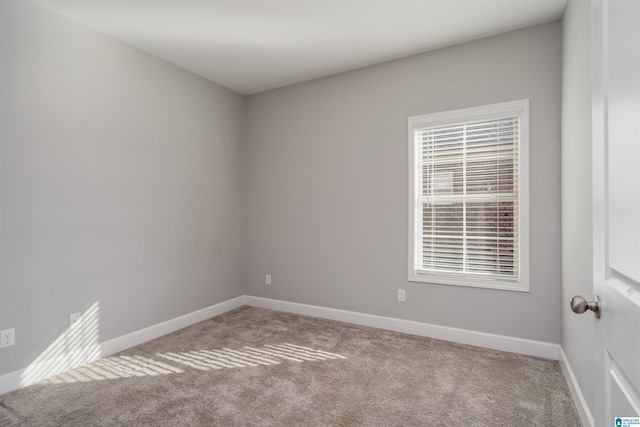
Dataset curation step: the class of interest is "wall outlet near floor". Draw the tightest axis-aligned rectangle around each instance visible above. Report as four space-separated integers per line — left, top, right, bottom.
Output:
1 328 15 348
266 274 272 285
70 312 81 330
398 289 406 303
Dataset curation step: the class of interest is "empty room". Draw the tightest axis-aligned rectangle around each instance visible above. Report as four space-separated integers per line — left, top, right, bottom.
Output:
1 0 638 425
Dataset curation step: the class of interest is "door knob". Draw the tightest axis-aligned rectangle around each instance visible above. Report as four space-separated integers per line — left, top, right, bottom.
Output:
570 295 601 319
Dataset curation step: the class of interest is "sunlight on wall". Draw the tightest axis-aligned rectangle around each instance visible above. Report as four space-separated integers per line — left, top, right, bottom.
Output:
43 343 345 384
20 302 102 387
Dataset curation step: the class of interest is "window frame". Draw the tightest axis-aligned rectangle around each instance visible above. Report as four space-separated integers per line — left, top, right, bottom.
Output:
407 99 530 292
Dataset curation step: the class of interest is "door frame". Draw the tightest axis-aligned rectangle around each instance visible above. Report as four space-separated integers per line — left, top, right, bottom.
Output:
591 0 606 423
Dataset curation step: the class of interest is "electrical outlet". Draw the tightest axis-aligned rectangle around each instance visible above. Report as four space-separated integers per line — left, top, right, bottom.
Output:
70 312 81 330
1 328 15 348
266 274 272 285
398 289 406 303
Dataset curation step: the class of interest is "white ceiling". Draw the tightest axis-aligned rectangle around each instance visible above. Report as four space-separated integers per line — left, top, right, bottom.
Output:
36 0 567 95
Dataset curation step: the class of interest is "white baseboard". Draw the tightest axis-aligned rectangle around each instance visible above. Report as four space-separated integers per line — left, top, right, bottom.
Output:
100 296 245 357
559 347 594 427
244 296 560 360
0 296 245 396
0 370 23 397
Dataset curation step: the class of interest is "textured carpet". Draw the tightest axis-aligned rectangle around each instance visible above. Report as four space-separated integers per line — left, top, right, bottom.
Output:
0 306 580 426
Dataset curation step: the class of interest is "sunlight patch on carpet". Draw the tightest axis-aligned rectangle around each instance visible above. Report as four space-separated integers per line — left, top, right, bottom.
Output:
43 343 345 383
157 343 346 370
46 355 184 384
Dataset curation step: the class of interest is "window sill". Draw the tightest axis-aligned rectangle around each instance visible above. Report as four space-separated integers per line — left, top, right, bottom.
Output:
408 272 529 292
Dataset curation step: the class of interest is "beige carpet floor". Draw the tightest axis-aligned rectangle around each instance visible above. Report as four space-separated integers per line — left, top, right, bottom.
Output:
0 306 580 426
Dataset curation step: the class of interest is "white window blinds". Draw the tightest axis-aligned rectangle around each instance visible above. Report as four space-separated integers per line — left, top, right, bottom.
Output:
408 100 529 291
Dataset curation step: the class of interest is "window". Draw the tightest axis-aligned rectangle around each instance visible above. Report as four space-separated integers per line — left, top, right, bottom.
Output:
408 100 529 291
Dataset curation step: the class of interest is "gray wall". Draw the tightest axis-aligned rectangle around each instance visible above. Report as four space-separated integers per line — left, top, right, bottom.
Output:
0 0 245 374
246 21 563 343
0 0 566 381
561 0 594 415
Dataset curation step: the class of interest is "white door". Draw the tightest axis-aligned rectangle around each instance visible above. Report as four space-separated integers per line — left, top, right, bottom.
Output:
590 0 640 424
